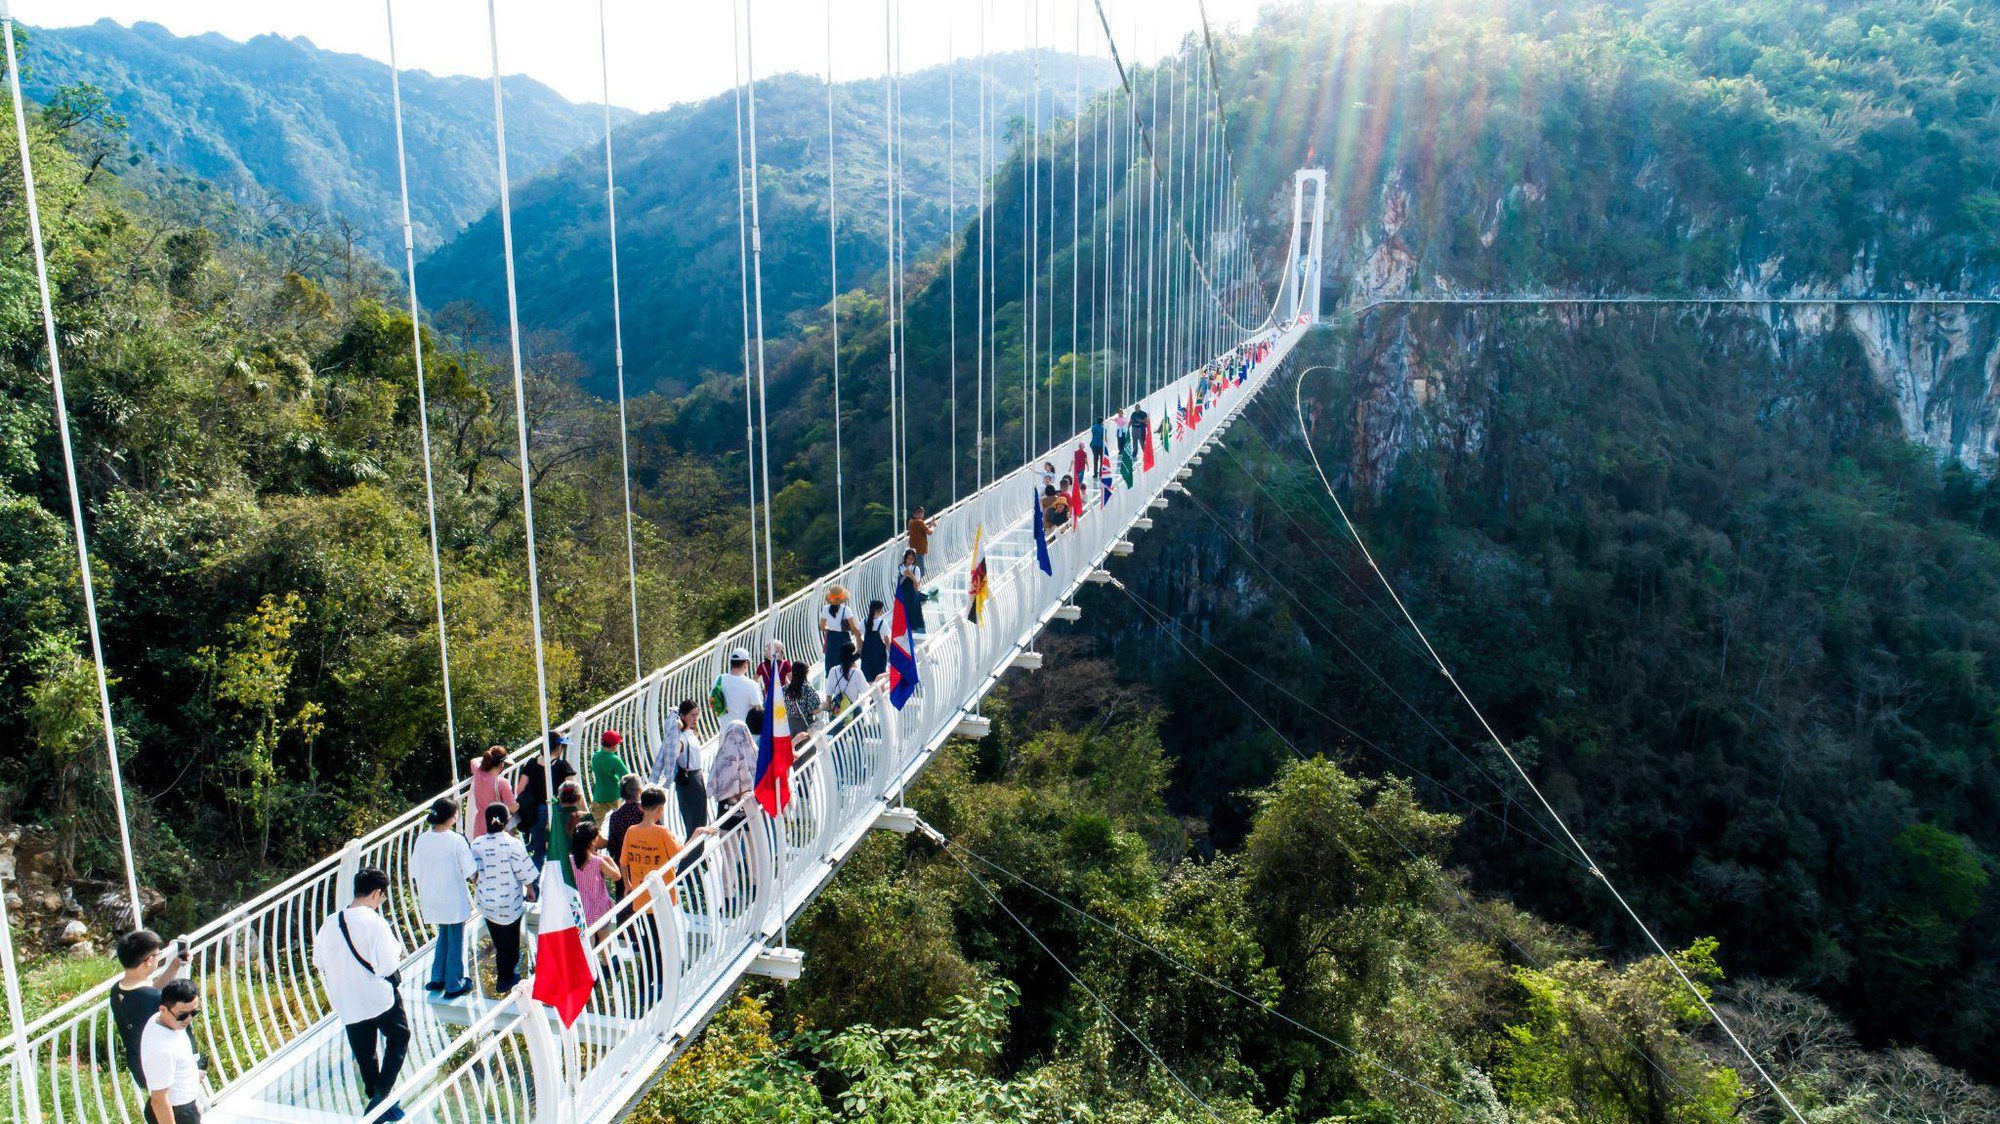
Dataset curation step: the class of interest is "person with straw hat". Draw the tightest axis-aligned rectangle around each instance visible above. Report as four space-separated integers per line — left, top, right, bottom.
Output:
820 585 862 670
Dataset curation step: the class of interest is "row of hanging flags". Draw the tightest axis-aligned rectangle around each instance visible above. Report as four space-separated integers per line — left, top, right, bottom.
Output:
532 338 1277 1029
1023 340 1271 577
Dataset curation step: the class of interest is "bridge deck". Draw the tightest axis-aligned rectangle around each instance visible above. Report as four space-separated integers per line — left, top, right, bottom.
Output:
187 321 1305 1124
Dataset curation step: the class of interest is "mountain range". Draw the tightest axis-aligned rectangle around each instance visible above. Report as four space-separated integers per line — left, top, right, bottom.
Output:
19 19 630 256
419 51 1118 397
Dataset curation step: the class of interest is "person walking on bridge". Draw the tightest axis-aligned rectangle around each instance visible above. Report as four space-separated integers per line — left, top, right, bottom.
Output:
471 804 536 995
411 798 475 1001
467 746 515 841
139 979 204 1124
820 585 861 671
860 600 890 683
313 867 410 1120
659 699 708 833
711 647 760 726
906 506 938 573
514 734 576 866
110 929 188 1095
589 731 627 823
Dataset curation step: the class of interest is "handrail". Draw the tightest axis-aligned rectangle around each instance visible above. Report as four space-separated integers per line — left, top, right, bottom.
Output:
365 318 1312 1124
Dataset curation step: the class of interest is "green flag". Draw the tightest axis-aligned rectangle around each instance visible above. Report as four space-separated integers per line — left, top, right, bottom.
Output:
1119 447 1135 489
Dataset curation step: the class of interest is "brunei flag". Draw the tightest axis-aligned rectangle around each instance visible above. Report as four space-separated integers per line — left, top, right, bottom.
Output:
754 661 794 815
531 845 595 1027
890 581 921 708
966 525 990 626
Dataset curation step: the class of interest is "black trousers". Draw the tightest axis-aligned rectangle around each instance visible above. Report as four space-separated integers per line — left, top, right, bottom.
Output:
488 916 524 992
344 996 411 1107
143 1102 202 1124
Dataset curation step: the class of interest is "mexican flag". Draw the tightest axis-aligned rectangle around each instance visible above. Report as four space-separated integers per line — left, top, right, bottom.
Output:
530 839 594 1027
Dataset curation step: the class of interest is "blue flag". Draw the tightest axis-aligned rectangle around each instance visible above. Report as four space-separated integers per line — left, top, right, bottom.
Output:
889 580 921 709
1032 489 1052 574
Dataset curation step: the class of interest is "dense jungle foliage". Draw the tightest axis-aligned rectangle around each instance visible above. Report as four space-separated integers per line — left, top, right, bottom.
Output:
0 93 759 922
6 0 2000 1118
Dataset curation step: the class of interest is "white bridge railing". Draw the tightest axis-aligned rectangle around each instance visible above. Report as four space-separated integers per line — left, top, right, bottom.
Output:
375 319 1311 1124
0 313 1307 1124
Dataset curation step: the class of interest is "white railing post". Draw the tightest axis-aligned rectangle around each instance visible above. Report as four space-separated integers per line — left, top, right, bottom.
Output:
745 804 777 937
512 985 567 1124
334 838 364 905
642 871 680 1032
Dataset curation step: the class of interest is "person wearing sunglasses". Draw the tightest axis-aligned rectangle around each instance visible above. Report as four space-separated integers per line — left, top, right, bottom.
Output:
140 978 204 1123
111 929 187 1092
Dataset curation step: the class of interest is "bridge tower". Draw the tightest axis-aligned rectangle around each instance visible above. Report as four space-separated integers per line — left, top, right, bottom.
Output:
1283 168 1328 324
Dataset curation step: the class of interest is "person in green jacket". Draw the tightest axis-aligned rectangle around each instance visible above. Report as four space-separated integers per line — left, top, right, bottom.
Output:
589 730 627 823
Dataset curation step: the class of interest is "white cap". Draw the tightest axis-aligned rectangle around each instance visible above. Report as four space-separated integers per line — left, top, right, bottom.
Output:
728 647 751 663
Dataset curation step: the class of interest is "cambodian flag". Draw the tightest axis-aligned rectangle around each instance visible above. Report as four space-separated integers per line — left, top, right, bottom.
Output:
754 658 793 814
889 582 921 709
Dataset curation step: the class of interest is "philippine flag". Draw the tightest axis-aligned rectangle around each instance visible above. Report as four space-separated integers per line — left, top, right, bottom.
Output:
754 661 794 815
889 582 921 709
530 857 594 1027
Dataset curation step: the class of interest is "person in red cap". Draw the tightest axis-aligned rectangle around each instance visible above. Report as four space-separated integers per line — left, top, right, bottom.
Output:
588 730 628 824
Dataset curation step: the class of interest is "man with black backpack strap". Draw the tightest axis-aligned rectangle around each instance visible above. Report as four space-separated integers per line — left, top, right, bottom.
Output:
312 866 410 1120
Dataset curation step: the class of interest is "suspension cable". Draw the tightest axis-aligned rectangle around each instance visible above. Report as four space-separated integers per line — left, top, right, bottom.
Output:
385 0 463 795
1290 371 1810 1124
947 10 958 504
742 0 776 618
974 0 986 493
1069 0 1081 438
825 0 846 563
882 0 901 538
894 6 911 516
1088 2 1251 336
933 832 1227 1123
1032 3 1048 456
935 830 1480 1115
595 0 644 682
1111 574 1734 1121
2 8 144 931
730 12 762 616
483 0 559 822
1193 0 1271 315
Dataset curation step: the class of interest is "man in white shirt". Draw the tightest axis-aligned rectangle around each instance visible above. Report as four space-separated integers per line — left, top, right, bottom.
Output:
410 797 476 999
139 979 204 1123
312 867 410 1121
710 647 761 725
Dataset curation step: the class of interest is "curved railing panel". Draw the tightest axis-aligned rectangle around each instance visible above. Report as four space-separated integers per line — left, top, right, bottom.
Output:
355 318 1310 1124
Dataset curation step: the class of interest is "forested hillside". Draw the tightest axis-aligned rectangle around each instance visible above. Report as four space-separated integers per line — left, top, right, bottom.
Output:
420 51 1115 398
0 85 743 925
7 0 2000 1120
19 19 628 257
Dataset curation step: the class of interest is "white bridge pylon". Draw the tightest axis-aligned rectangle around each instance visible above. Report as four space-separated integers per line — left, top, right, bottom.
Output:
3 168 1326 1124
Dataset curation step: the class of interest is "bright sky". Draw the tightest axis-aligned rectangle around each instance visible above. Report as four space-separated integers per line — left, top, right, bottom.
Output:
16 0 1270 113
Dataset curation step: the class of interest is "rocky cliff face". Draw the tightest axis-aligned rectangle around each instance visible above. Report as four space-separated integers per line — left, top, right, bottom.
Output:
1322 155 2000 480
1333 300 2000 490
